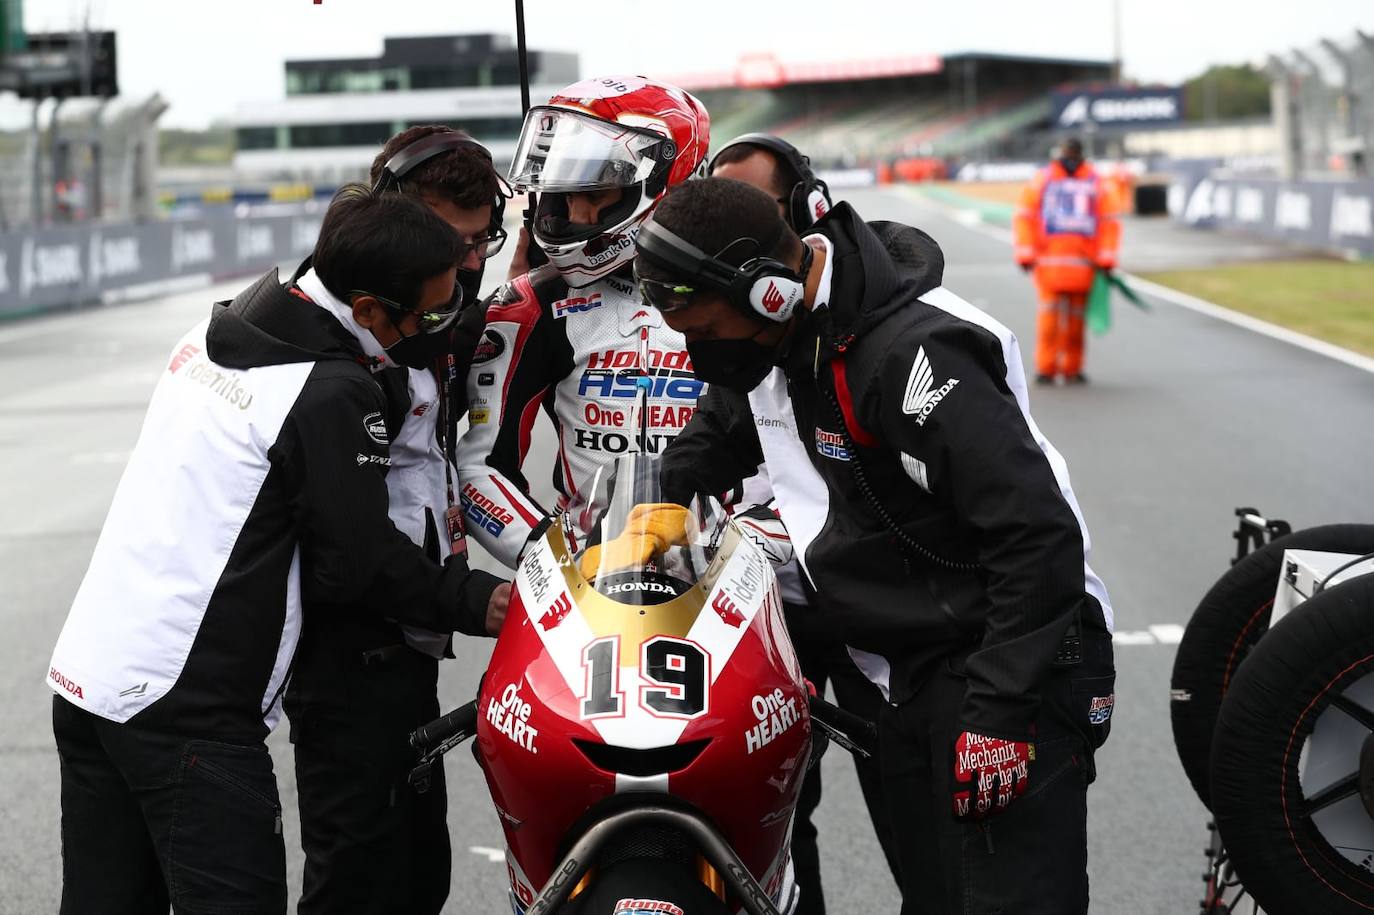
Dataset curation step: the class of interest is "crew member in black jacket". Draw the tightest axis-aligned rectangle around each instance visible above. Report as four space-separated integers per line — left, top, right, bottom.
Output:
284 126 512 915
642 177 1116 915
47 189 505 913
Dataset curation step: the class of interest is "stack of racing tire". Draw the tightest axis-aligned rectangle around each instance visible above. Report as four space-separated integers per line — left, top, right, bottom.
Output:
1171 521 1374 914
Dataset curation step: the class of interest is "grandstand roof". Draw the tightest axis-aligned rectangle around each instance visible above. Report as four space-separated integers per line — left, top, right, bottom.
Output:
668 50 1111 91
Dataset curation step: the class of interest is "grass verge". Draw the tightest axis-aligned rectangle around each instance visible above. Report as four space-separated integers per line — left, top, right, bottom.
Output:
1139 260 1374 358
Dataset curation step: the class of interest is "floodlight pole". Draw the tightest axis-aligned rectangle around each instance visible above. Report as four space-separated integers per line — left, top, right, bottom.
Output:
1111 0 1122 84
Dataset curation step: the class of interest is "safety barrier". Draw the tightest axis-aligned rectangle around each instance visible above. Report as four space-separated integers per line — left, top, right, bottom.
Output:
1170 173 1374 256
0 208 323 320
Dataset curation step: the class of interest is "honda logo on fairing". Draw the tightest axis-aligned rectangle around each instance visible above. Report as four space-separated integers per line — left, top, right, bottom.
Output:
604 580 676 595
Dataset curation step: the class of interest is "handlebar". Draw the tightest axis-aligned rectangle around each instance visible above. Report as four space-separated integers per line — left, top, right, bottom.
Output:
808 694 877 759
410 700 479 755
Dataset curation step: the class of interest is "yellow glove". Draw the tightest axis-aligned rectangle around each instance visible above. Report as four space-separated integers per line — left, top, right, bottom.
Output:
578 503 692 580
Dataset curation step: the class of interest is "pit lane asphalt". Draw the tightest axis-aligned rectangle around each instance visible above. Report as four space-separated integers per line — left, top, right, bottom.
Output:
2 188 1371 912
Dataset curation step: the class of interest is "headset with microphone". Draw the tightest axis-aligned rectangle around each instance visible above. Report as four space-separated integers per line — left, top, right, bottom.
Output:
635 216 812 324
372 130 512 238
708 133 832 231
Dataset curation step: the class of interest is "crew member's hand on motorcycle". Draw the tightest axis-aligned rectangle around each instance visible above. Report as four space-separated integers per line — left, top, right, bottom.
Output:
952 730 1035 820
485 583 511 636
578 503 692 580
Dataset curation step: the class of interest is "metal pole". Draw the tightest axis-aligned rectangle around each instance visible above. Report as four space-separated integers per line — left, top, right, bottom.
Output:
30 97 43 225
49 98 65 223
514 0 531 115
1112 0 1123 84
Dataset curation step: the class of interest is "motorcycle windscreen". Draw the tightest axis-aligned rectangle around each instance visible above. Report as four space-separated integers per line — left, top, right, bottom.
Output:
566 453 726 605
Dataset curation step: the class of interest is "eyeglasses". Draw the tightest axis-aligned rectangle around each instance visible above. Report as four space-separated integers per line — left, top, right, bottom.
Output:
637 277 702 315
350 283 463 335
463 225 508 261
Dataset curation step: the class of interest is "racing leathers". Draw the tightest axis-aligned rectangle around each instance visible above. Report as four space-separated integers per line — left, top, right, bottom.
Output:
660 204 1115 914
455 265 704 565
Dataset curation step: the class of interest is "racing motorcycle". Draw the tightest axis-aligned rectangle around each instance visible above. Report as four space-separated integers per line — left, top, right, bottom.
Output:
409 450 872 915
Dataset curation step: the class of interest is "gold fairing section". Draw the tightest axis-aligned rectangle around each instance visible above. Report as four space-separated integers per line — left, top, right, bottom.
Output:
544 523 742 666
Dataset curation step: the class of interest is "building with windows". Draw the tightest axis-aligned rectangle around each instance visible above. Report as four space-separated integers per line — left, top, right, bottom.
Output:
232 33 577 179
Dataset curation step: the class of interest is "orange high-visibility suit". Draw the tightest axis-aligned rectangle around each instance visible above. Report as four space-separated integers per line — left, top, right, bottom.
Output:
1013 160 1120 379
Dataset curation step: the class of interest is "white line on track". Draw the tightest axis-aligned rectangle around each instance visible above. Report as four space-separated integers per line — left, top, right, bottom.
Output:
1113 626 1185 646
468 846 506 863
901 186 1374 376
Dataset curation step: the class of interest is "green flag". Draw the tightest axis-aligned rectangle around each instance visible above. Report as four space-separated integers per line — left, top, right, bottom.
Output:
1087 271 1113 335
1086 271 1151 336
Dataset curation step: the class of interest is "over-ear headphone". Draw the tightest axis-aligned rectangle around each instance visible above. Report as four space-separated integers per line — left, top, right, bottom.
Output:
372 130 512 235
635 216 812 324
708 133 832 231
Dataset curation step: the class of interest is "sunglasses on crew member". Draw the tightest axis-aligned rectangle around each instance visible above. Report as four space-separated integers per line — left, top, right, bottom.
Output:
637 276 705 315
349 283 463 335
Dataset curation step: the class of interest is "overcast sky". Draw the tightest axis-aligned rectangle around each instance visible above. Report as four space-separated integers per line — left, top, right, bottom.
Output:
4 0 1372 129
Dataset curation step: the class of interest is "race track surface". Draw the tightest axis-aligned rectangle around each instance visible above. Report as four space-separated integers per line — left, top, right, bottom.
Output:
2 188 1371 912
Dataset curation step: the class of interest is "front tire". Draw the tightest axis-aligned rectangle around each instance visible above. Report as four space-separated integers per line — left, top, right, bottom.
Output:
1171 524 1374 808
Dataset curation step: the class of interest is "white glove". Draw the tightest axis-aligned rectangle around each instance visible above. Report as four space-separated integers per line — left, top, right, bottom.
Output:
734 505 794 568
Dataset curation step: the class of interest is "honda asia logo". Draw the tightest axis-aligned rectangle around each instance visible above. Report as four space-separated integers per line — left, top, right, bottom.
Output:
539 593 573 630
615 895 684 912
49 667 84 699
460 483 516 536
577 368 703 402
552 293 604 319
487 681 539 753
613 900 684 915
1089 693 1115 726
814 428 851 462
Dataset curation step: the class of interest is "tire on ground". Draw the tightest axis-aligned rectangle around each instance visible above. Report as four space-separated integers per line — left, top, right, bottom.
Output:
1170 524 1374 809
1211 572 1374 915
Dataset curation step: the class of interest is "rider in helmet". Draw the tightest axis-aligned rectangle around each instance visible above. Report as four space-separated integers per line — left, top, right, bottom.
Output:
454 76 712 566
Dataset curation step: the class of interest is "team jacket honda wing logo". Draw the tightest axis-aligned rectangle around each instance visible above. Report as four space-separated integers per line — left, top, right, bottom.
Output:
902 346 959 426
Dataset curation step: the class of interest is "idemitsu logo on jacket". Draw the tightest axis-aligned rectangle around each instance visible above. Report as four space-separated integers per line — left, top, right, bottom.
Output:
902 346 959 427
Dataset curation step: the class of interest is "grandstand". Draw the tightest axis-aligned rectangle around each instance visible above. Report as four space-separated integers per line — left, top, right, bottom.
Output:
683 51 1110 166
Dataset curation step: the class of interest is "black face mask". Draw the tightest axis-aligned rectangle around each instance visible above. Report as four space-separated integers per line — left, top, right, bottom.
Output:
687 337 777 394
1059 157 1083 175
384 330 453 370
458 266 484 310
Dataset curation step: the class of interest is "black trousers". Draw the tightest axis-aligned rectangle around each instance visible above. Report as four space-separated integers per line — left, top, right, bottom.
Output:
283 622 450 915
879 659 1092 915
785 601 901 915
52 695 286 914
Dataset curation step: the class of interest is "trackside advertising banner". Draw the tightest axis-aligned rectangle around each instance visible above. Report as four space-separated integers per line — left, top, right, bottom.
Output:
1169 174 1374 256
1050 87 1184 129
0 210 323 319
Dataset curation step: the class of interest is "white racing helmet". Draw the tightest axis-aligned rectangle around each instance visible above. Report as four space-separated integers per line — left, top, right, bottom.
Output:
508 75 711 287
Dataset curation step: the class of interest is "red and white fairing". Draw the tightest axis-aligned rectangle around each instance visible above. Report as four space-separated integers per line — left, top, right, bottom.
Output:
476 522 811 912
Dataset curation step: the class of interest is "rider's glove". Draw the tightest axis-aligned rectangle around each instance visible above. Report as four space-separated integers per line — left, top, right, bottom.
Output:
578 503 692 580
734 504 794 568
952 730 1035 820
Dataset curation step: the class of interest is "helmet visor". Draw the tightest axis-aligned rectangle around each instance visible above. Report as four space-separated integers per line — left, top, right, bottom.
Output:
509 106 669 192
